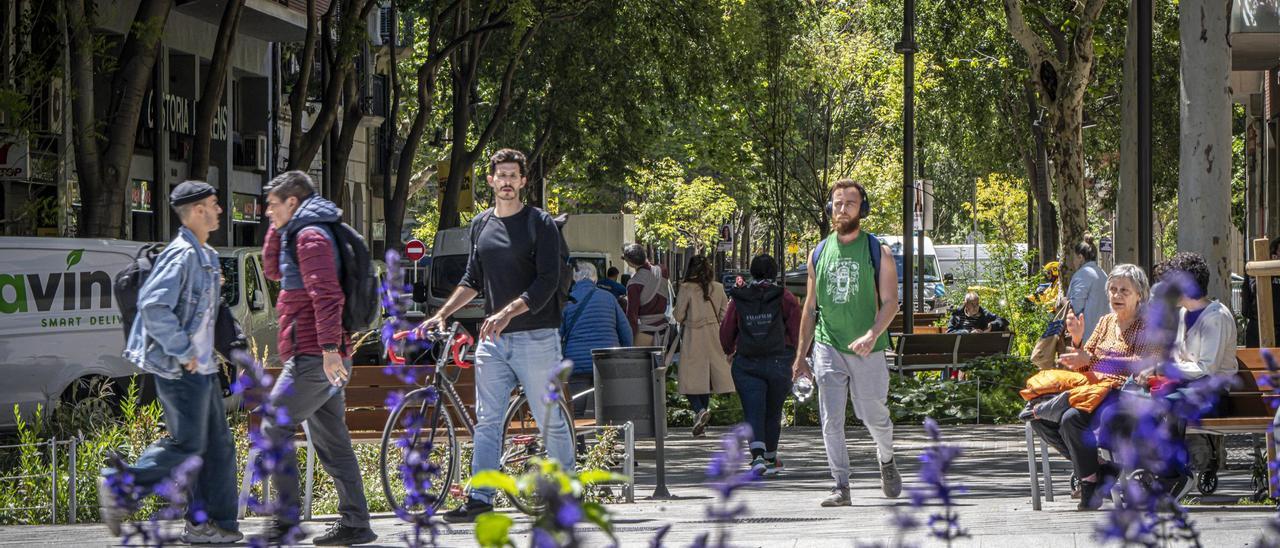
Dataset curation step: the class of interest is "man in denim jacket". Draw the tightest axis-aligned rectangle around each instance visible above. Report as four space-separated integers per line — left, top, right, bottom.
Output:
104 181 242 544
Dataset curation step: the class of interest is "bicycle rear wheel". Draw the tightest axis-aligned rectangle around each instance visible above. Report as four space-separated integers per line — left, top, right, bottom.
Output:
380 387 460 517
498 394 577 515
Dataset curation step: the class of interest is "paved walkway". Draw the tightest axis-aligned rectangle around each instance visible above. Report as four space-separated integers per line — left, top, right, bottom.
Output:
1 425 1273 546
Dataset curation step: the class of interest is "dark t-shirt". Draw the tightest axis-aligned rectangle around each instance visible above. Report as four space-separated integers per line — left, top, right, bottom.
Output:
459 206 563 333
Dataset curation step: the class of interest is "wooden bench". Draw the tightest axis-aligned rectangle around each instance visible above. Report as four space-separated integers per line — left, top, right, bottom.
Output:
238 361 609 518
888 311 945 336
1187 349 1277 498
238 364 460 519
1025 347 1279 510
887 332 1013 377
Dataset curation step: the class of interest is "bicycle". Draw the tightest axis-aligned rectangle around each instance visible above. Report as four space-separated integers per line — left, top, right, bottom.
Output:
379 321 577 517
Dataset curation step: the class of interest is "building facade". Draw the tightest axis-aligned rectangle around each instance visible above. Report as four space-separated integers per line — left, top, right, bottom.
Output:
0 0 394 250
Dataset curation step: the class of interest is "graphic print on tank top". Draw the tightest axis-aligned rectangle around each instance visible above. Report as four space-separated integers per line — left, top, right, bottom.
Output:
826 258 860 304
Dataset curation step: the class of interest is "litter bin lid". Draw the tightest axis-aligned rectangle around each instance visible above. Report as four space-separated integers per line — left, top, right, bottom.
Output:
591 346 663 358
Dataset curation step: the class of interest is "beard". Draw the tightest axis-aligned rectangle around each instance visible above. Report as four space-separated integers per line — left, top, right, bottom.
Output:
835 215 860 235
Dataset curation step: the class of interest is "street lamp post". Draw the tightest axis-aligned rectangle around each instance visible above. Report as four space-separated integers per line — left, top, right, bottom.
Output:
896 0 917 332
1137 0 1153 271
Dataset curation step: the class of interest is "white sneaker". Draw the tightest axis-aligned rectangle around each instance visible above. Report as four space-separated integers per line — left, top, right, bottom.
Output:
182 522 244 544
97 476 126 536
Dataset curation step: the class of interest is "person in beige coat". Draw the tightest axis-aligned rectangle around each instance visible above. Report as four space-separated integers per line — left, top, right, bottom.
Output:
674 255 732 436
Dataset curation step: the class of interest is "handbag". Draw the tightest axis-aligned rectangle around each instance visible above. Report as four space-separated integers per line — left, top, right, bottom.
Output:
1030 306 1069 370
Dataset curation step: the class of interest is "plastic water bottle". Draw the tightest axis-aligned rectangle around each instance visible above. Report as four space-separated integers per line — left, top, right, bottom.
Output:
793 358 815 402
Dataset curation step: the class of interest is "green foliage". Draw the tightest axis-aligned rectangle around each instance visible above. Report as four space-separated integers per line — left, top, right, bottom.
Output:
887 354 1036 425
475 511 515 547
0 378 167 525
628 158 738 251
963 173 1029 245
469 457 623 547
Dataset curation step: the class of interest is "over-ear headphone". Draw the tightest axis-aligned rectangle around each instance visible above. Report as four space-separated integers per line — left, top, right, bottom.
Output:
825 182 871 219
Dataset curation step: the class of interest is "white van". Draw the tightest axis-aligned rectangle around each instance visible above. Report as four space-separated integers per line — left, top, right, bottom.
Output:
427 227 487 326
0 239 327 429
879 235 947 311
0 237 146 428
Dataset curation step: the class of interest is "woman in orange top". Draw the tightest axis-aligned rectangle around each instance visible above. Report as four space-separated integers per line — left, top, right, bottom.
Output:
1030 264 1159 510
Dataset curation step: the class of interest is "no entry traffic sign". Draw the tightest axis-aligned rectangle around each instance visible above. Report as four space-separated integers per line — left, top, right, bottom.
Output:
405 239 426 262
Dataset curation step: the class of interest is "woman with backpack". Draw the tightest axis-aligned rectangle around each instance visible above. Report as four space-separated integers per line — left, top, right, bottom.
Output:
721 255 801 476
674 255 732 437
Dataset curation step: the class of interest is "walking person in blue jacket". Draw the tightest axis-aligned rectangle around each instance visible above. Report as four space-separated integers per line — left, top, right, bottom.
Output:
562 261 634 416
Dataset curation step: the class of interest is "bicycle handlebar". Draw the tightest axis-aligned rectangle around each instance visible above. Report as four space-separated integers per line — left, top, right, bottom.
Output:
386 321 474 370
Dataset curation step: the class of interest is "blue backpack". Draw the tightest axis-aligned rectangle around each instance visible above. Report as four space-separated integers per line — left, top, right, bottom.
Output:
810 233 884 299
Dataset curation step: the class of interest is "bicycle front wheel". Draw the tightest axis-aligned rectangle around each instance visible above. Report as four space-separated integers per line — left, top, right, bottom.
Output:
498 394 577 515
380 387 460 518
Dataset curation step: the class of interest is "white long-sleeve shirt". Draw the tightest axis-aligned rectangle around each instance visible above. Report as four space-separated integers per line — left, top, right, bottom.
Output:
1170 300 1238 379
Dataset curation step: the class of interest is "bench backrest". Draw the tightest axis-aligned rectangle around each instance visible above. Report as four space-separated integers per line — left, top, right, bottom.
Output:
1227 348 1278 417
249 364 477 439
888 312 946 333
894 332 1013 368
955 332 1014 361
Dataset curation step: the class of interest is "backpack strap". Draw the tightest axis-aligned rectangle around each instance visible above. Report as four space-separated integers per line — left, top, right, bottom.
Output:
867 232 882 299
811 233 882 299
810 238 827 269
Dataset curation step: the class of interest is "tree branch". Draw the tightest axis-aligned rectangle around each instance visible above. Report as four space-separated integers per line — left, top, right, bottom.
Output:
1001 0 1056 71
288 0 319 163
191 0 244 179
468 20 541 161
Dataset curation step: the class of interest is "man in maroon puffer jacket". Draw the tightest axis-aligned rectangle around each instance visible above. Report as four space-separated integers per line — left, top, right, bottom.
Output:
260 171 376 546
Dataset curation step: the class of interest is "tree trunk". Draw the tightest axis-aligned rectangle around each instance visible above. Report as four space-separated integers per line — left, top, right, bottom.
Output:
1047 99 1088 284
190 0 244 180
1114 0 1140 265
66 0 173 238
440 22 540 230
1178 0 1233 304
1024 85 1058 266
329 76 363 212
286 0 375 171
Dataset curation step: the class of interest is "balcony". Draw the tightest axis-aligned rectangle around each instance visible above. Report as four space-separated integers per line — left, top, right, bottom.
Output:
1231 0 1280 71
175 0 331 42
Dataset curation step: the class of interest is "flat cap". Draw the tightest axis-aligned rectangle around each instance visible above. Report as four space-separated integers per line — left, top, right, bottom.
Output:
170 180 216 208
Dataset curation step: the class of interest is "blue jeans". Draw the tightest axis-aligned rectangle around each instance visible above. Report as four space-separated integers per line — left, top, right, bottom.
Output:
107 372 238 531
470 328 575 503
732 354 792 456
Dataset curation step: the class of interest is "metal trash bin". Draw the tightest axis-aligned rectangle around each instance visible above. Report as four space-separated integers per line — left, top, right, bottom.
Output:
592 346 665 438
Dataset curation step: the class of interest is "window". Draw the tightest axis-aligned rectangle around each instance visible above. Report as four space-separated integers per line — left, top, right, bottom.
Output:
258 255 280 307
245 254 263 309
220 257 239 306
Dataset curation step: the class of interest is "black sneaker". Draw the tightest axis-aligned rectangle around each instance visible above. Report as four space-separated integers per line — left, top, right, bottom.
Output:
442 498 494 523
313 522 378 546
266 519 308 545
1078 481 1104 511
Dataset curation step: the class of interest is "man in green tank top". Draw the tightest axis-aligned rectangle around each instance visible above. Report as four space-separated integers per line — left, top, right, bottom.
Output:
792 179 902 507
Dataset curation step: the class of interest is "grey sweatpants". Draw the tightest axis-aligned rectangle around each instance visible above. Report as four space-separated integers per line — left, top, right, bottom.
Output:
263 354 370 527
813 342 895 487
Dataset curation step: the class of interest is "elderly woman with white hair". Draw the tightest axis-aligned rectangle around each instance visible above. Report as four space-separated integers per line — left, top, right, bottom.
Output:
561 260 633 416
1029 263 1160 511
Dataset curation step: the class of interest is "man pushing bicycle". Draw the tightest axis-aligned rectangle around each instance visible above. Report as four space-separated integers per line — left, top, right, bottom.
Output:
421 148 575 523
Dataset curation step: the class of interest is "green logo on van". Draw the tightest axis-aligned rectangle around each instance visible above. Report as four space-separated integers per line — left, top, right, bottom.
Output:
66 250 83 270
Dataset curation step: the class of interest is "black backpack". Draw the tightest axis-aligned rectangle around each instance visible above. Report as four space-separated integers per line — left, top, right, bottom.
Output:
114 243 165 337
287 221 380 332
730 284 787 357
471 207 575 312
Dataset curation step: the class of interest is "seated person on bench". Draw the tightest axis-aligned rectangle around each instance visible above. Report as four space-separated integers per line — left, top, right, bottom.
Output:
946 292 1007 334
1108 253 1238 499
1029 264 1158 511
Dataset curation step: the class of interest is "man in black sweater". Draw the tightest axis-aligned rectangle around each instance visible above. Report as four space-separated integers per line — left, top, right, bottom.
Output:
424 148 573 523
